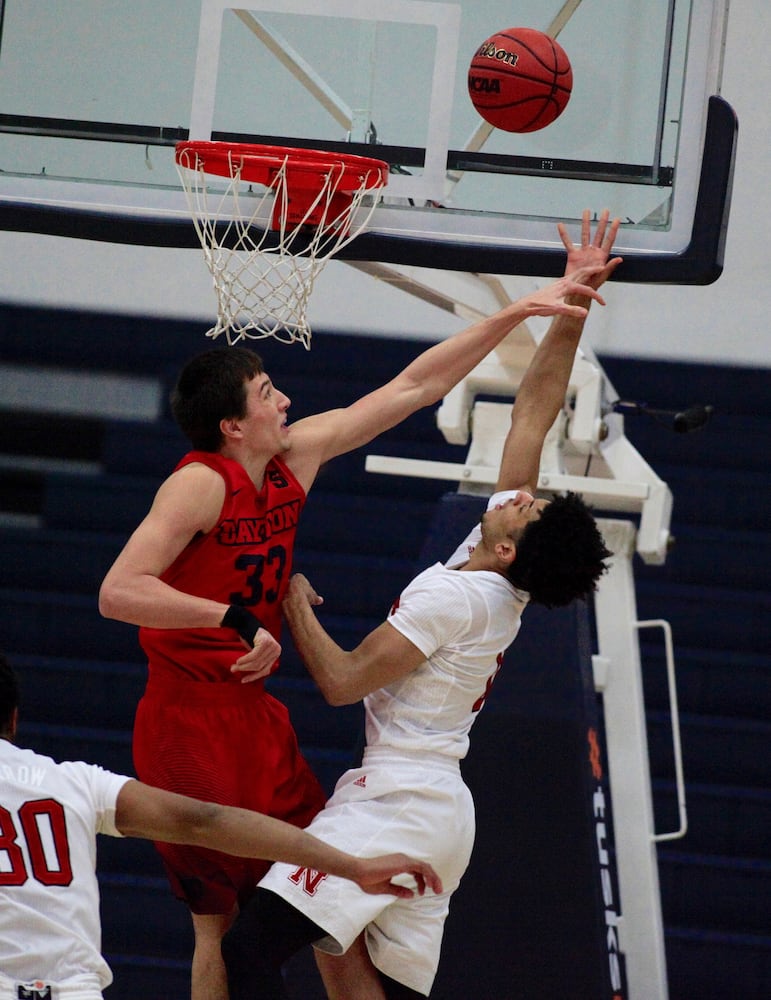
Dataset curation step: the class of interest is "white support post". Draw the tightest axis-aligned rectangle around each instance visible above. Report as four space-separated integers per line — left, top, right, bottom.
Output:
593 519 669 1000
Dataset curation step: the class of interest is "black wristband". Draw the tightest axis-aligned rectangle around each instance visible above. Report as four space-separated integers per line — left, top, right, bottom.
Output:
221 604 265 647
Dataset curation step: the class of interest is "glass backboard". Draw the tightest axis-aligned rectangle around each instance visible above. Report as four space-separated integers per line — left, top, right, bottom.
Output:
0 0 735 281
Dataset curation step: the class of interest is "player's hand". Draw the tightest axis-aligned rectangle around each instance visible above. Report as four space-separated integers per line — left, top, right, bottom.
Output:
230 628 281 684
284 573 324 611
352 854 443 898
519 269 608 319
558 208 623 289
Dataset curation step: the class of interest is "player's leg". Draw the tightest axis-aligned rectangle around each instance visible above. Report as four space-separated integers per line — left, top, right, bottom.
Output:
315 933 387 1000
221 887 326 1000
133 684 239 1000
316 933 426 1000
191 909 236 1000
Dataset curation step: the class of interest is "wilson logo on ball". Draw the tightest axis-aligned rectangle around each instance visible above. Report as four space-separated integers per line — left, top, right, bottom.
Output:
474 42 520 67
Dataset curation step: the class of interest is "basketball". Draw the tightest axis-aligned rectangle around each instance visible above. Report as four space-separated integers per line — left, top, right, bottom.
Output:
468 27 573 133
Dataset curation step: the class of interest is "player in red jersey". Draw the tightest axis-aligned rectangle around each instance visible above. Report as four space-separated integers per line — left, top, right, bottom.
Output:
98 266 609 1000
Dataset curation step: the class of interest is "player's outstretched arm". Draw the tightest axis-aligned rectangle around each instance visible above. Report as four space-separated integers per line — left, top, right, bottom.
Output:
285 264 609 490
495 210 622 493
114 780 442 898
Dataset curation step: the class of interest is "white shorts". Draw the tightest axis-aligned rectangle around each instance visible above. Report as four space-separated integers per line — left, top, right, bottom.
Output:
0 973 104 1000
259 747 475 996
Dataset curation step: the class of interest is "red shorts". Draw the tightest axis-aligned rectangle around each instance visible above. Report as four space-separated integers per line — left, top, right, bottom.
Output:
133 673 327 914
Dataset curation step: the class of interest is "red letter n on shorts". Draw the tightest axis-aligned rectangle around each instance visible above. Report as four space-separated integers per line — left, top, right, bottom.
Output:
287 866 328 896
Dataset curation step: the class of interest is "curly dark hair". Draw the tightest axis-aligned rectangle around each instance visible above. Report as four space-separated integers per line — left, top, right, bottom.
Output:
506 492 611 608
170 347 265 451
0 652 20 734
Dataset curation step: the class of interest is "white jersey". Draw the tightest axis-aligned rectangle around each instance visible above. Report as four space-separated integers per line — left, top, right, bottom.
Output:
261 490 531 993
0 739 130 990
364 490 528 759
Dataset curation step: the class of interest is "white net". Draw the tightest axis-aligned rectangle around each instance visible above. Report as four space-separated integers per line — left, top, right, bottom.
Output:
176 146 388 349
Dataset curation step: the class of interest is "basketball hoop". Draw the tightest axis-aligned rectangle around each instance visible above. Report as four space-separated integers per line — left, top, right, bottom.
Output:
175 141 389 349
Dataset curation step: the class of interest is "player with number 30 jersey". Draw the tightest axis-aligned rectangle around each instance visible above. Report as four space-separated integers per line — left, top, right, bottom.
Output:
0 740 129 997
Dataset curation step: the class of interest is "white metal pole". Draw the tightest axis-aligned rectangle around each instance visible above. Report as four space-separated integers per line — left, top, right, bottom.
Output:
593 518 669 999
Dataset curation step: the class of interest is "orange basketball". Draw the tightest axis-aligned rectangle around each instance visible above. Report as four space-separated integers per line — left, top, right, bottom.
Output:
468 27 573 133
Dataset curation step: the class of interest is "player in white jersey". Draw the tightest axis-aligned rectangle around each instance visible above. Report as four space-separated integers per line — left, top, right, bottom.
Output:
221 211 621 999
0 653 442 1000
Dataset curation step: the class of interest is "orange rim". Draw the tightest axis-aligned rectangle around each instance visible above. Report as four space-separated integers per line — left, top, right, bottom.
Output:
175 141 389 191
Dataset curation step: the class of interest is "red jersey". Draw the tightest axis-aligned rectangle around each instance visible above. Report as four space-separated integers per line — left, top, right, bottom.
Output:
139 451 306 683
